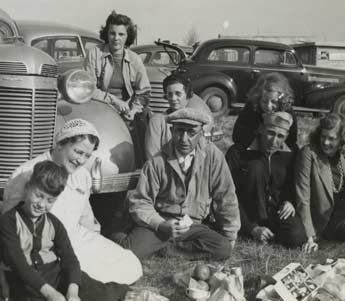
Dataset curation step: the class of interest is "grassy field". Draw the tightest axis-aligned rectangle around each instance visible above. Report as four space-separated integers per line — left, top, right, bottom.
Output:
135 114 344 300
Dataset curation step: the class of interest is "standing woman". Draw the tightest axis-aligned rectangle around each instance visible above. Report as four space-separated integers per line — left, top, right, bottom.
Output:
296 113 345 253
3 119 142 285
85 11 151 165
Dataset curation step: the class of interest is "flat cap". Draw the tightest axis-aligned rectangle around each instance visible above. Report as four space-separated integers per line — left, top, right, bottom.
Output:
55 118 100 143
263 112 293 132
167 107 211 126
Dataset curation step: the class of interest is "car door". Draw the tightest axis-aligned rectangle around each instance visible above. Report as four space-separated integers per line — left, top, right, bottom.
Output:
31 35 85 74
199 44 253 101
252 47 308 105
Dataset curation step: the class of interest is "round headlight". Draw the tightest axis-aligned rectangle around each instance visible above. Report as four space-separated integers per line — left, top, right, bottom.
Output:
59 69 95 104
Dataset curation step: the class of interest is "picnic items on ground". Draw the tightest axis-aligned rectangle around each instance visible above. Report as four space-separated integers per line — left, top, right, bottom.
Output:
256 259 345 301
172 263 246 300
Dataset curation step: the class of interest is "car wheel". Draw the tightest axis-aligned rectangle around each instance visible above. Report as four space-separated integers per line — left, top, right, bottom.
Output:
200 87 229 117
333 95 345 115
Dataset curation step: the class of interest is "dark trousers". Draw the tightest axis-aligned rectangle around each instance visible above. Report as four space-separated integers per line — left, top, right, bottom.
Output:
6 269 129 301
114 223 231 260
239 152 307 247
323 215 345 241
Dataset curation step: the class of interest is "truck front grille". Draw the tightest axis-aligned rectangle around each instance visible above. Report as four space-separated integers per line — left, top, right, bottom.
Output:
149 81 169 113
0 61 28 74
0 86 57 181
40 64 58 77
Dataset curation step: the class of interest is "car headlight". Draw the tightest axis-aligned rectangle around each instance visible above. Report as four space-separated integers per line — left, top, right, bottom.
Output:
58 69 95 104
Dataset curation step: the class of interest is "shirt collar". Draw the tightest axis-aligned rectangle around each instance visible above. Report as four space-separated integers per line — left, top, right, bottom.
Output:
101 45 130 63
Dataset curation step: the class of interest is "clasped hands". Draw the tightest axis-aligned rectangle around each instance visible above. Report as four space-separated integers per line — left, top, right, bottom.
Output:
157 219 190 239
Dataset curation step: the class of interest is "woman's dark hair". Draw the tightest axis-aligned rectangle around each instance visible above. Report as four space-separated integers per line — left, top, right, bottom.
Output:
25 160 68 197
247 72 294 112
58 134 99 151
162 74 193 98
310 113 345 148
99 10 137 46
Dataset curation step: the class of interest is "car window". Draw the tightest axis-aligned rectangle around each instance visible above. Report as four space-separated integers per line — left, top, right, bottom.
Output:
81 36 102 52
207 47 250 64
32 36 83 60
151 51 178 66
254 49 297 66
138 52 151 64
32 39 49 54
53 38 83 60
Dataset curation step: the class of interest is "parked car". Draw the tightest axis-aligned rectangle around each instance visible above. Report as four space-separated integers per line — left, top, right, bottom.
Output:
0 9 139 197
16 20 102 74
132 43 193 113
160 39 345 116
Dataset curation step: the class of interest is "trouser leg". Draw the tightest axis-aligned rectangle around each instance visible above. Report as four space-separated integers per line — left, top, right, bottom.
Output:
113 226 170 260
242 159 269 221
79 272 129 301
323 216 345 241
269 211 307 247
176 224 231 259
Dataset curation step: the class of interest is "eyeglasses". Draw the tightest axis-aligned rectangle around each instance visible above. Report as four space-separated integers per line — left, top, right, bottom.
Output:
175 128 202 138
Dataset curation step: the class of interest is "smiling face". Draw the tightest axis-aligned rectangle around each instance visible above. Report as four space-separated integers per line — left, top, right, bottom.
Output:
320 126 341 157
23 186 57 219
53 138 95 174
172 122 203 156
107 24 128 54
166 83 188 111
259 90 282 113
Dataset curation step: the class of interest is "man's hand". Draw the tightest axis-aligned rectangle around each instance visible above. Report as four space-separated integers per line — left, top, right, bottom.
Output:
278 201 295 220
157 219 190 239
40 284 65 301
66 283 80 301
303 237 319 254
251 226 274 242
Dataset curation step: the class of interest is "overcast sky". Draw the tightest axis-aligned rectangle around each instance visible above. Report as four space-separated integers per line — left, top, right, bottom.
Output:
2 0 345 45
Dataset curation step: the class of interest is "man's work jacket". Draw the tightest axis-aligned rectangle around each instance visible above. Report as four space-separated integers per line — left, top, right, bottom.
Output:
129 137 240 241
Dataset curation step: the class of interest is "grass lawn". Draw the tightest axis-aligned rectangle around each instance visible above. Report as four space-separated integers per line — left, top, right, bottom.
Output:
137 239 345 299
134 114 339 300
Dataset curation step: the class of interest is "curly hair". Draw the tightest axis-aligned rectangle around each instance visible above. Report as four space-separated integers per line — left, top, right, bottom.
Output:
99 10 137 46
309 113 345 148
162 74 193 98
247 72 294 112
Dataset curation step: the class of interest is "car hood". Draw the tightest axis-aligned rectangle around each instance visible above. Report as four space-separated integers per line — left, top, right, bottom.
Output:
304 64 345 85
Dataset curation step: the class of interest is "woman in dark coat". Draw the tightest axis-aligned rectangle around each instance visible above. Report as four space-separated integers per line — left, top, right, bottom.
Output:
232 72 298 150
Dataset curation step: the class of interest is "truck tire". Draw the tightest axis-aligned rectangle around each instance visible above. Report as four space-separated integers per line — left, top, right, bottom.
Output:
200 87 229 117
333 95 345 115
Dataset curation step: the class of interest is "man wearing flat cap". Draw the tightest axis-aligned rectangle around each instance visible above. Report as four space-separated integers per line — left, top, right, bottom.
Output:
227 112 306 247
115 106 240 259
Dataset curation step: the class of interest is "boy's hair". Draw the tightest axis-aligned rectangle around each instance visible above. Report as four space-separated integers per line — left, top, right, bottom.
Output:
26 160 68 197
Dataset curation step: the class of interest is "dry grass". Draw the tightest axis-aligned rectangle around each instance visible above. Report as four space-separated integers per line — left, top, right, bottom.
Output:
137 239 345 300
134 114 334 300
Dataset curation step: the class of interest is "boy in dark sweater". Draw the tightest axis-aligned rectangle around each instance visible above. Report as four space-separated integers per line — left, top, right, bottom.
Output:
0 160 128 301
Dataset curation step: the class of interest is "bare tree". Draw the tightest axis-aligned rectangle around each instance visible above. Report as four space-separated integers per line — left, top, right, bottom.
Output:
183 26 200 46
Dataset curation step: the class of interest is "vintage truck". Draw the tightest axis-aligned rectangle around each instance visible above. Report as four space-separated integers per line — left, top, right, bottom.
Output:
0 8 140 199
